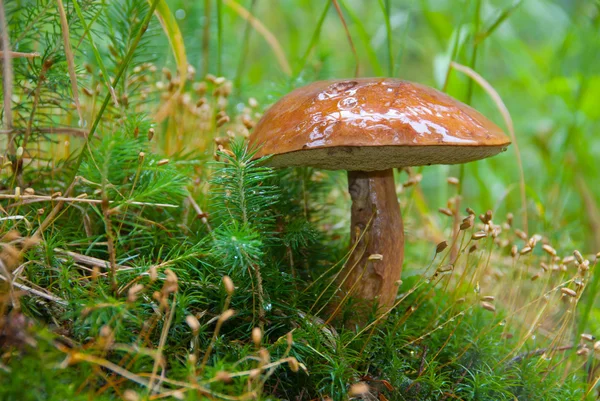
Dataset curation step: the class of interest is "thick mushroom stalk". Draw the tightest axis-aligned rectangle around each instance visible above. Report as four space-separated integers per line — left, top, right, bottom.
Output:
340 169 403 311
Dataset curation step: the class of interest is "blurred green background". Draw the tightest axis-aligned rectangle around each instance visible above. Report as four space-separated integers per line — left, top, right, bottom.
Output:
155 0 600 253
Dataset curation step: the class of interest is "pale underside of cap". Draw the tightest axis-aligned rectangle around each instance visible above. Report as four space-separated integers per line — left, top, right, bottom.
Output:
250 78 511 171
265 145 507 171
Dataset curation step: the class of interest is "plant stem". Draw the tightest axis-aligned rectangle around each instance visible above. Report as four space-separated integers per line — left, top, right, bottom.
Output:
101 197 118 295
253 263 265 330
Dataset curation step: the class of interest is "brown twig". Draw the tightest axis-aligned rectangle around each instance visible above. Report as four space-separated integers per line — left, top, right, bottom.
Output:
0 126 89 137
0 50 40 58
54 248 124 270
101 197 118 295
0 270 67 305
0 193 178 209
505 344 578 367
147 295 177 394
253 263 265 330
186 195 211 232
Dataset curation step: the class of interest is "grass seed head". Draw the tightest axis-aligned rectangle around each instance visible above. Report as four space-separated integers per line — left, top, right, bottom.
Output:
242 115 255 129
123 390 140 401
219 309 235 323
349 382 369 396
439 207 453 217
193 81 207 95
560 287 577 297
259 348 270 365
186 315 200 334
436 241 448 254
252 327 262 346
162 67 172 81
481 302 496 312
127 284 144 303
287 357 299 372
149 266 158 282
579 259 590 273
515 229 528 241
215 370 232 383
520 246 532 255
437 265 453 273
574 250 584 264
447 176 459 185
542 244 556 256
162 269 178 294
223 275 235 295
472 231 487 240
581 333 595 342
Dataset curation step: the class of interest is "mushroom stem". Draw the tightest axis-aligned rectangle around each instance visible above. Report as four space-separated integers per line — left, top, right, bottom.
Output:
341 169 404 313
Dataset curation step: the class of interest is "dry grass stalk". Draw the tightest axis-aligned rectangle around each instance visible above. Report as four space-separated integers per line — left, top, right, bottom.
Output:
0 193 178 209
450 62 528 233
222 0 291 76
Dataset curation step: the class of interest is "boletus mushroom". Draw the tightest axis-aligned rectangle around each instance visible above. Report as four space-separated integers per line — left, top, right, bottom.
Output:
249 78 511 314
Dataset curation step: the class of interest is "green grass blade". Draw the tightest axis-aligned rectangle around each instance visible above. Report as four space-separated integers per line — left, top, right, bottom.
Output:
217 0 223 75
476 0 523 45
295 1 331 78
150 0 188 89
378 0 393 76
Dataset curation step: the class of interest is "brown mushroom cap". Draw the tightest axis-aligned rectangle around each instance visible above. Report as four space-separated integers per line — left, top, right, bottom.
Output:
249 78 511 171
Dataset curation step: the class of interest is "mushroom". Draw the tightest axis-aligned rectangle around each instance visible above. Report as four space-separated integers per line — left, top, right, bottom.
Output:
248 78 510 314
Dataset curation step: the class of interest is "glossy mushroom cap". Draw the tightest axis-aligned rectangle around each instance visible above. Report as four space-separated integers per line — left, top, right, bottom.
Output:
249 78 511 171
